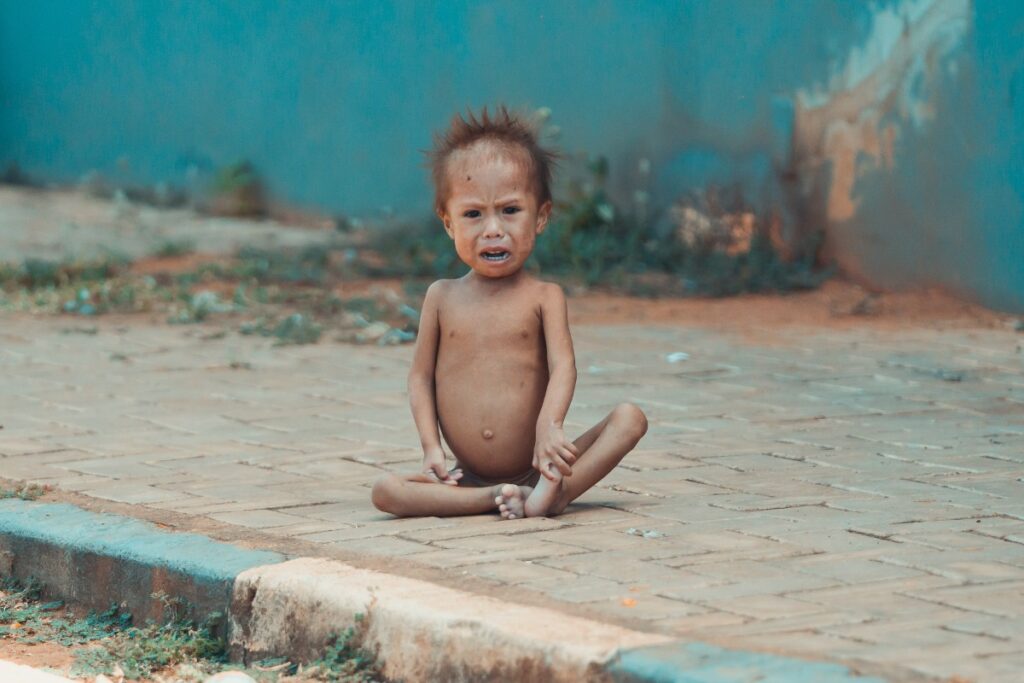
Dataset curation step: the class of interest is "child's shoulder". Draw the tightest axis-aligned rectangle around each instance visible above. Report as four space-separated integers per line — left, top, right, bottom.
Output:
531 277 566 302
423 277 458 300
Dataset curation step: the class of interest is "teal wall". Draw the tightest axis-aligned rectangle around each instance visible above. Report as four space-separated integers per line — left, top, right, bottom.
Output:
1 1 1021 310
971 3 1024 312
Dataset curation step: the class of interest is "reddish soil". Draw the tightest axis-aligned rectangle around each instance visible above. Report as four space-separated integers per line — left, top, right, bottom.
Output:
118 248 1018 339
128 252 226 276
568 280 1011 333
0 638 78 678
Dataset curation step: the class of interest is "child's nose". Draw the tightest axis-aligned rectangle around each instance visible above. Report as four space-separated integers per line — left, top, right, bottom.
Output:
482 216 505 239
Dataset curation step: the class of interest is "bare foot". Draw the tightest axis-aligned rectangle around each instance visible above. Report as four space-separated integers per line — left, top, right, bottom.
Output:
525 475 570 517
494 484 533 520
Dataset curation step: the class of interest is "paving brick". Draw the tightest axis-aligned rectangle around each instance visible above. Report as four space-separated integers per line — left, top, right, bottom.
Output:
325 536 434 556
599 593 711 621
399 515 570 542
900 581 1024 618
463 559 579 586
790 576 960 614
78 483 194 505
653 611 750 633
207 509 313 529
786 555 926 584
3 309 1024 678
702 594 824 620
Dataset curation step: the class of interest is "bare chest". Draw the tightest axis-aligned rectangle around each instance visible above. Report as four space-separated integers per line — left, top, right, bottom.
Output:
437 299 545 364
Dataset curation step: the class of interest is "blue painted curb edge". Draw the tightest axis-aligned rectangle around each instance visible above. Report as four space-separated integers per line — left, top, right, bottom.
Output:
607 642 888 683
0 498 286 624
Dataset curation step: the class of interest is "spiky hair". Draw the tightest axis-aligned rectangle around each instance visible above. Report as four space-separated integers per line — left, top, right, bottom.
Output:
428 105 557 215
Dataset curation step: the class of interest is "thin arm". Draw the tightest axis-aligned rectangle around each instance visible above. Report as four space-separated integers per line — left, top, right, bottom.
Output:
536 283 577 434
408 281 445 454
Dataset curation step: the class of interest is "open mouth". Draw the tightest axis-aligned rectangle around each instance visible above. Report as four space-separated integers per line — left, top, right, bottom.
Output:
480 249 511 263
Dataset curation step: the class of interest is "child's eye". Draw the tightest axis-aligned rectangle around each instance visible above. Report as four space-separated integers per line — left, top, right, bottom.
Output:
502 206 521 214
463 209 481 218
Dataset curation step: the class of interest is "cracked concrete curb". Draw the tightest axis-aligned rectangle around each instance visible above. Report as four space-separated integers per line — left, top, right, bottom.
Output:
0 499 888 682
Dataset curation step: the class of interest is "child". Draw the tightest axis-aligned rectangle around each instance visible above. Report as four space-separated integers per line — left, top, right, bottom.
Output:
371 107 647 519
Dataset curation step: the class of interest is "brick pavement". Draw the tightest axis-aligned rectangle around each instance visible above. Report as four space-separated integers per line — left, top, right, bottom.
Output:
2 311 1023 681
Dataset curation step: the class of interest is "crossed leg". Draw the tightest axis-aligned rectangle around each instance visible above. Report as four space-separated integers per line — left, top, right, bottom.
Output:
502 402 647 518
372 402 647 519
371 471 504 518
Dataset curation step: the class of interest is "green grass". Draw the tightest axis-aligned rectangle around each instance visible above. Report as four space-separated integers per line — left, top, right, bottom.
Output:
300 617 382 682
208 161 267 217
240 312 323 346
0 579 383 682
0 255 174 317
0 582 221 678
153 239 197 258
233 245 333 285
71 603 226 679
0 579 131 650
0 250 420 348
0 256 125 290
0 483 49 501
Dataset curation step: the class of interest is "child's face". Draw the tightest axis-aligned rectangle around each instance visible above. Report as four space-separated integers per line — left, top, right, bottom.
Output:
439 146 551 279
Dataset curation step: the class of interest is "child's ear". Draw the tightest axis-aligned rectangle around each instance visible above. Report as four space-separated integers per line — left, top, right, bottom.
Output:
437 209 454 239
534 200 552 235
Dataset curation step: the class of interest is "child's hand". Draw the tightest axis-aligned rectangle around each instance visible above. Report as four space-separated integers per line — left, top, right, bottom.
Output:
423 448 461 485
533 426 579 481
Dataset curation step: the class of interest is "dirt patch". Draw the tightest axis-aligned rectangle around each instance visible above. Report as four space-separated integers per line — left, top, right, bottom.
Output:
0 639 78 677
569 279 1010 335
110 247 1014 337
128 253 226 276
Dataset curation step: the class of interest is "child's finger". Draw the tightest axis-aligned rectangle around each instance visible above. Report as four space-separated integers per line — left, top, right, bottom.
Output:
426 463 450 482
565 442 581 457
553 456 572 476
559 446 577 465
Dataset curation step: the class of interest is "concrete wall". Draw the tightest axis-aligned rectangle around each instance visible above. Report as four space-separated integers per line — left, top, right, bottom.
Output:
793 0 1023 312
1 1 1021 310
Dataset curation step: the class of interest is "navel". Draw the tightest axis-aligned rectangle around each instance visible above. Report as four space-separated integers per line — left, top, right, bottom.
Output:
482 428 494 440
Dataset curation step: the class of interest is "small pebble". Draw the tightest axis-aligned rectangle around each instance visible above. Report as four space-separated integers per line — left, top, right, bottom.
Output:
625 527 665 539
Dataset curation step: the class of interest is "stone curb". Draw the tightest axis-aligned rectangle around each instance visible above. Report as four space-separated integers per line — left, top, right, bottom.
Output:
0 499 283 626
0 500 889 682
0 660 77 683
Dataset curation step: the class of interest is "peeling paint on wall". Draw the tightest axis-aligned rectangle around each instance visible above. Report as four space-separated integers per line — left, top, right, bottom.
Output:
792 0 969 227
